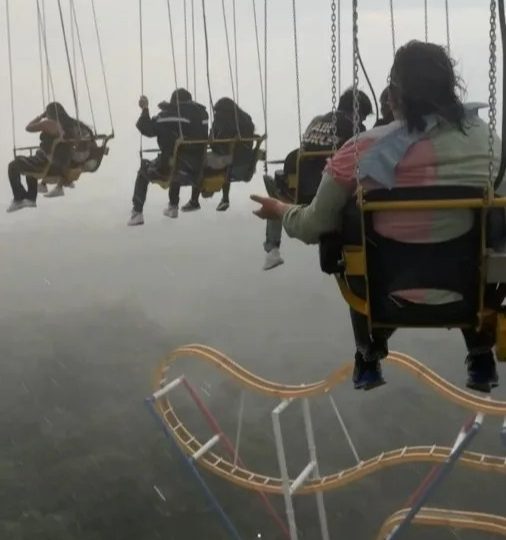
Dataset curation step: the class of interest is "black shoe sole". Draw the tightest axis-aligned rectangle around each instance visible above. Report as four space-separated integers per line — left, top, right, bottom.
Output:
466 380 492 393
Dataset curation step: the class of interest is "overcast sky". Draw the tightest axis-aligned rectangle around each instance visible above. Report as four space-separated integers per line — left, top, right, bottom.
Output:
0 0 501 205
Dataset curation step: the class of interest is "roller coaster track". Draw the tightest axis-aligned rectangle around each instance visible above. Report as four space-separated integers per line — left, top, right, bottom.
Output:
377 507 506 539
153 344 506 495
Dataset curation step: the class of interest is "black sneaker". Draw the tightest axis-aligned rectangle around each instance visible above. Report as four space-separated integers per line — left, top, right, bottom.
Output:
466 351 499 393
216 200 230 211
181 200 201 212
352 352 386 391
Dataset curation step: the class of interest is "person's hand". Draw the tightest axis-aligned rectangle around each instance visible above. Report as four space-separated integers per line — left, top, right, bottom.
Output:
139 95 149 109
250 194 285 220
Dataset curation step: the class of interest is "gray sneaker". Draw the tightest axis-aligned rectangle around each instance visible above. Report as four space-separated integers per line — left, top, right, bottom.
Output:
127 211 144 226
163 205 179 218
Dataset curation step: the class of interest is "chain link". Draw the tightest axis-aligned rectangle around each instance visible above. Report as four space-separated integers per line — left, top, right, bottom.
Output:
331 0 337 151
352 0 360 182
488 0 498 184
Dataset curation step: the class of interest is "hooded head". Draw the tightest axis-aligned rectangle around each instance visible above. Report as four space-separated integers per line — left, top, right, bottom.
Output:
213 97 237 114
170 88 192 105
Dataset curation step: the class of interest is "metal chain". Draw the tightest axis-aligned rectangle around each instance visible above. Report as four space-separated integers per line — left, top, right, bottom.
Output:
389 0 396 57
331 0 338 151
352 0 360 182
337 0 341 97
488 0 498 184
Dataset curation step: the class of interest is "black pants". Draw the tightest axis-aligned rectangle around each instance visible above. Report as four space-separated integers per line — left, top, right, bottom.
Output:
221 180 230 202
8 157 45 202
350 308 495 363
168 181 200 207
132 159 161 213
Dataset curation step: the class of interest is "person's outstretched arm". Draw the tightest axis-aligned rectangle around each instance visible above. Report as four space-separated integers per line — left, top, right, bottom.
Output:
251 172 350 245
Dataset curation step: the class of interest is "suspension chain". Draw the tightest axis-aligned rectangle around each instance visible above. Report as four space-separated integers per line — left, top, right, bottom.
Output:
352 0 360 182
331 0 338 151
488 0 498 184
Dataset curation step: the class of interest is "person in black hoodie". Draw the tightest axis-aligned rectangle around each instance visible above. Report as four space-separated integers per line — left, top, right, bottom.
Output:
204 97 256 211
128 88 208 226
262 88 372 270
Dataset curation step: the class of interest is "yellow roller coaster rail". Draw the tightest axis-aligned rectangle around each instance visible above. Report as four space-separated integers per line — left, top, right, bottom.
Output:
153 344 506 495
377 507 506 539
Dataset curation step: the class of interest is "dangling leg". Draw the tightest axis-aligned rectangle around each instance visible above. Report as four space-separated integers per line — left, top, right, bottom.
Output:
25 176 38 204
128 161 149 225
263 219 284 270
462 327 498 393
181 184 202 212
349 308 390 390
165 179 180 218
7 160 30 212
216 180 230 211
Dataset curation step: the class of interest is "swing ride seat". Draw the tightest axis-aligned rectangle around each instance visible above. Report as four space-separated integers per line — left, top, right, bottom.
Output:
146 135 266 193
201 134 266 196
270 149 333 204
318 185 506 360
145 138 208 190
15 133 113 186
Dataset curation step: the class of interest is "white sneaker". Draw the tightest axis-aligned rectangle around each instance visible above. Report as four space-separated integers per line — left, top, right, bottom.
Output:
263 248 284 270
38 183 48 194
44 185 64 198
6 199 36 213
163 205 178 218
127 211 144 226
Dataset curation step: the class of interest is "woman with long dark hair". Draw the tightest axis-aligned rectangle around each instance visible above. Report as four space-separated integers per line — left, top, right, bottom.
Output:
6 102 75 212
251 40 503 393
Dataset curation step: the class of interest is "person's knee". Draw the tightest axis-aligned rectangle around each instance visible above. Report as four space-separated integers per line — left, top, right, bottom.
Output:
8 160 18 176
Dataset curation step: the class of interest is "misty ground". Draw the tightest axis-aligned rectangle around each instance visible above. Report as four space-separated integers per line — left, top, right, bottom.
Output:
1 180 505 539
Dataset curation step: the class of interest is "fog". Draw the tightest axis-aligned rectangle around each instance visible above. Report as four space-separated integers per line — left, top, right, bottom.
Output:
1 1 505 539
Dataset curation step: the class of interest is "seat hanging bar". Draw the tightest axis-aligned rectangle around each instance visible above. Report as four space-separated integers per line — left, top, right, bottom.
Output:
291 0 302 144
91 0 115 135
70 0 98 134
6 0 16 153
56 0 80 123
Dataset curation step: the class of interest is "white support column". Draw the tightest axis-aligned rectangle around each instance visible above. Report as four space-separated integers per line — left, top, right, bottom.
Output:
152 376 184 400
272 399 299 540
302 398 330 540
192 434 220 461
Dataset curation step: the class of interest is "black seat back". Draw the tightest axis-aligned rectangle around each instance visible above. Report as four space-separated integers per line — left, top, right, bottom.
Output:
349 186 488 326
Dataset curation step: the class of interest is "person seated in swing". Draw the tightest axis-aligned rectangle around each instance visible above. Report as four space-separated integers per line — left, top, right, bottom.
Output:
262 88 373 270
128 88 209 226
374 86 394 127
201 97 256 212
6 102 75 212
251 40 505 393
38 119 96 198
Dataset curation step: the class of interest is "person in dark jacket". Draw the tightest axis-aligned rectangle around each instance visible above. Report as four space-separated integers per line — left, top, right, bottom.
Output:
128 88 209 225
374 87 394 127
6 101 74 213
39 119 96 198
204 97 256 211
262 88 372 270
